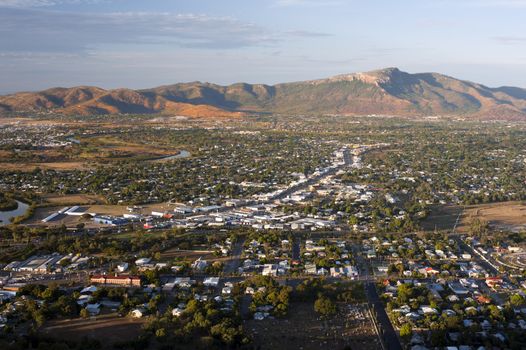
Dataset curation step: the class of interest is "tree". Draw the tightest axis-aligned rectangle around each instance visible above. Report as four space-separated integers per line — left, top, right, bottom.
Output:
510 294 526 307
80 308 89 319
399 323 412 339
314 296 336 318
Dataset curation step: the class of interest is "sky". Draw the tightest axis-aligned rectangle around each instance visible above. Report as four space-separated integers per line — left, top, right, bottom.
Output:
1 0 526 93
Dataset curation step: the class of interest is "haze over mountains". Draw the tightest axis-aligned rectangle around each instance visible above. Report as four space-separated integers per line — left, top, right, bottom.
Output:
1 68 526 120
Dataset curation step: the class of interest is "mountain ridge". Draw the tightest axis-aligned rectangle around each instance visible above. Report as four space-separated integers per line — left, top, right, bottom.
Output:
1 68 526 120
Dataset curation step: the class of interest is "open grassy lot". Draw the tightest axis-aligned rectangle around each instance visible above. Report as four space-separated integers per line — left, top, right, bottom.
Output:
43 194 106 205
420 205 464 232
76 135 183 162
0 161 89 171
160 247 216 261
460 201 526 233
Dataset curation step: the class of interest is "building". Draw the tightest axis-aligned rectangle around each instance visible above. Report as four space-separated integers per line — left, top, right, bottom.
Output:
192 257 208 271
117 262 129 272
203 277 220 288
92 216 128 226
262 264 278 276
448 282 469 295
90 274 141 287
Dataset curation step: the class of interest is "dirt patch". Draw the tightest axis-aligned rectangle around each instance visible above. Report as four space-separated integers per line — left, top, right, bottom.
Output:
0 161 88 171
161 248 216 262
41 313 145 346
43 194 106 205
421 204 464 232
245 302 381 350
460 201 526 233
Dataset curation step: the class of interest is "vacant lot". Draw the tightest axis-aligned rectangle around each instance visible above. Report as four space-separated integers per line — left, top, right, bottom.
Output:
460 201 526 233
0 161 88 171
43 194 106 205
160 248 216 261
245 302 380 350
42 313 145 347
421 204 464 232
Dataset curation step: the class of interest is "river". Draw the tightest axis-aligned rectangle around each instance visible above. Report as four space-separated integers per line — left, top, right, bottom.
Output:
0 200 29 226
155 150 191 161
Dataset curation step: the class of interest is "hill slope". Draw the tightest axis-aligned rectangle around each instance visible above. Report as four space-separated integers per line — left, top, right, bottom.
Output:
1 68 526 119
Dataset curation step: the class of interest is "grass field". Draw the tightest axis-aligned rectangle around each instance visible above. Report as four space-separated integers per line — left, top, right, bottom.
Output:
420 205 463 232
421 202 526 233
460 201 526 233
160 247 216 261
0 161 88 171
43 194 106 205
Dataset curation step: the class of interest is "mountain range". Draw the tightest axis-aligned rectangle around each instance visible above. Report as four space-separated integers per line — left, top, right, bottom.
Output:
2 68 526 120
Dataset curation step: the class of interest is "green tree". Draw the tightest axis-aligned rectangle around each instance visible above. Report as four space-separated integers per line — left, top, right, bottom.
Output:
314 296 336 318
399 323 412 339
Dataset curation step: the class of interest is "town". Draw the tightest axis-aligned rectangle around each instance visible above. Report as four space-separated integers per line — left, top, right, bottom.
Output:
1 115 526 350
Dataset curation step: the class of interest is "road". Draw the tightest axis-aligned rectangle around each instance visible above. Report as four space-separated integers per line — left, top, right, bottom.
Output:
365 282 402 350
452 236 499 275
354 243 402 350
188 148 354 218
292 237 301 261
223 238 245 275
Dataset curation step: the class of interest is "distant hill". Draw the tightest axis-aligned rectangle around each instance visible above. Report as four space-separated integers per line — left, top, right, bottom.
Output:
2 68 526 120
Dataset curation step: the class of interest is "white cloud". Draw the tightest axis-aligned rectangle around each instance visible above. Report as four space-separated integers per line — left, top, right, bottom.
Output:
0 7 333 55
434 0 526 7
273 0 342 7
0 0 100 7
493 36 526 45
0 9 279 52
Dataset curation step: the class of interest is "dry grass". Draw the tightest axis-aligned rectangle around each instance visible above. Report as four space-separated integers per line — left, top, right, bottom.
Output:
43 194 105 205
0 161 88 171
421 205 463 232
160 248 216 261
459 201 526 232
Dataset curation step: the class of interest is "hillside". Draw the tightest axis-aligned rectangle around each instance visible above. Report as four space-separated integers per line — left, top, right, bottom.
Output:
1 68 526 119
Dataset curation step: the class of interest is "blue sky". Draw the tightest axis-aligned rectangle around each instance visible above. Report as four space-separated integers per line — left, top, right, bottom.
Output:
1 0 526 93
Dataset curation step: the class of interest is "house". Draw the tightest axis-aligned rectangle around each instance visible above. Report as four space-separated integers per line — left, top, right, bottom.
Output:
192 257 208 271
330 267 344 277
486 277 503 288
77 294 91 306
262 264 278 276
117 262 128 272
420 306 438 314
203 277 220 288
135 258 151 266
172 308 184 317
304 263 317 275
80 285 97 295
86 303 101 315
344 265 359 278
317 267 328 276
448 282 469 295
131 308 146 318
